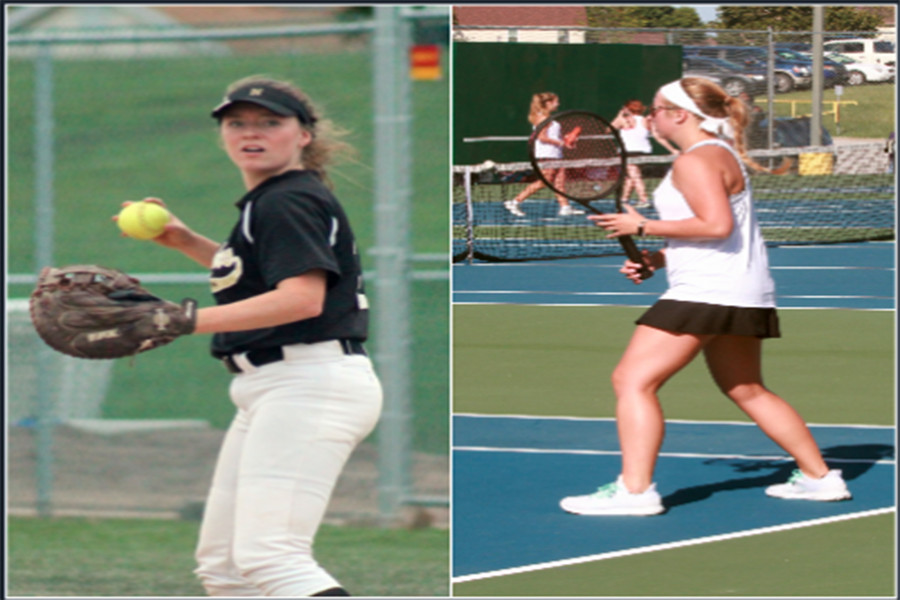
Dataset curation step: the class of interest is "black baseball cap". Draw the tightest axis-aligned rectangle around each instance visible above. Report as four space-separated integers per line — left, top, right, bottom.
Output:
211 83 316 125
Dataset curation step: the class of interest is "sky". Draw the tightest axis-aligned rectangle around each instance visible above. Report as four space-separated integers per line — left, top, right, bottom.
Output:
679 5 719 24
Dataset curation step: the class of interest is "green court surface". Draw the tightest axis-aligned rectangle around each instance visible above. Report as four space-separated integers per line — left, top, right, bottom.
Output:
453 305 894 426
452 304 895 597
454 511 894 597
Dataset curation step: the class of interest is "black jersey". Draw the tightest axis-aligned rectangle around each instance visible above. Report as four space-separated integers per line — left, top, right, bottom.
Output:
209 170 368 358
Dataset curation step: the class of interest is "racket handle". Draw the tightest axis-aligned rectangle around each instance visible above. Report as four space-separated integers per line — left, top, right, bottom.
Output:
619 236 654 281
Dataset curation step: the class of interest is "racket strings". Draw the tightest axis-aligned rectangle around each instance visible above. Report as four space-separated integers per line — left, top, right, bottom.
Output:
530 111 652 279
534 113 624 201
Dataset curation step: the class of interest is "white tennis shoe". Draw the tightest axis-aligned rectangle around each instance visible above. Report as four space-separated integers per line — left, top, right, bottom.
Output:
558 204 585 216
765 469 852 501
560 475 665 516
504 200 526 217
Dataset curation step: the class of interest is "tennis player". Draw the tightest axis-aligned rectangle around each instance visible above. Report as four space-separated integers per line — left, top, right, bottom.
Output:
503 92 585 218
611 99 679 208
137 76 382 594
560 77 851 516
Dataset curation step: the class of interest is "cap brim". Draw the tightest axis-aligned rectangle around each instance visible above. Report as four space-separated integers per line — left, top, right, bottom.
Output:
211 98 296 119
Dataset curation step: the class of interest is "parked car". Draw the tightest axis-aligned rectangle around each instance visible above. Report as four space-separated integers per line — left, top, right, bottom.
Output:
773 46 848 86
823 37 895 67
777 42 812 53
826 52 894 85
684 45 811 93
682 56 767 96
758 116 834 148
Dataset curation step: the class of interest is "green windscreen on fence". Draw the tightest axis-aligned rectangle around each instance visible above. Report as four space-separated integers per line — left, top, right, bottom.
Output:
453 42 682 165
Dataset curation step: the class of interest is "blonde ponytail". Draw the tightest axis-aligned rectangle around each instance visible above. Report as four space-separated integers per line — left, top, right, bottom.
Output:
681 77 790 174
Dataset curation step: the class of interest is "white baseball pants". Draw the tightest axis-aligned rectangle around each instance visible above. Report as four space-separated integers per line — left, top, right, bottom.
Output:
194 341 383 597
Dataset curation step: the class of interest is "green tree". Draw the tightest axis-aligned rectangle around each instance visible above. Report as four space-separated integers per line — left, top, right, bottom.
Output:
825 6 884 31
633 7 704 29
585 6 644 28
586 6 702 29
716 6 882 32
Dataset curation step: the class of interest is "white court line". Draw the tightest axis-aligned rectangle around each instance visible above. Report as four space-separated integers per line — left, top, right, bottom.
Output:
778 242 896 249
452 301 894 311
453 445 896 466
769 266 896 270
780 294 894 299
453 289 890 300
454 290 658 296
452 416 896 583
453 289 893 300
453 264 894 271
452 507 896 584
453 413 896 430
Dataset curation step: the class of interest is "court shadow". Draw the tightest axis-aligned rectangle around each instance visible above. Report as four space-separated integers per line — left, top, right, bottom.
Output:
662 443 894 510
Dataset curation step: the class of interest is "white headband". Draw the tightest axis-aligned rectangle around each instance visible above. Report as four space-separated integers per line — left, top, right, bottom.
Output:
659 80 734 140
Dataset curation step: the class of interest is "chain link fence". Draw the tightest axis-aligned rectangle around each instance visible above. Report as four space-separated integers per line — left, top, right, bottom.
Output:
454 26 895 145
452 25 894 264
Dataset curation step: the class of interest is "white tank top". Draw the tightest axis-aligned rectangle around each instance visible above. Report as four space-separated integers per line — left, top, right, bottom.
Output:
618 115 653 154
534 120 563 159
654 139 776 308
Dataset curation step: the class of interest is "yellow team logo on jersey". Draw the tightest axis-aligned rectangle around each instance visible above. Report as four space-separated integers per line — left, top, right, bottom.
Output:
210 246 243 293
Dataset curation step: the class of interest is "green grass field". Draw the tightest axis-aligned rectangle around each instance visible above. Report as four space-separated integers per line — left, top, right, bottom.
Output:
767 82 895 139
452 304 895 596
7 49 449 453
7 517 449 597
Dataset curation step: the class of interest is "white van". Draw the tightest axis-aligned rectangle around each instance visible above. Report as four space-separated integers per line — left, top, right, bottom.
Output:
823 38 895 66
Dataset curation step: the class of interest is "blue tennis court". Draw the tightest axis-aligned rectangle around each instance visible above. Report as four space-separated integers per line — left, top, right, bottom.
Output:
453 415 895 581
452 242 895 310
452 240 895 587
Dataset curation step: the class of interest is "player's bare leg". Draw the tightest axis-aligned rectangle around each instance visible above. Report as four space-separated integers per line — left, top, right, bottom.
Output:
703 335 829 479
552 168 571 209
506 175 547 216
628 164 649 205
612 325 710 493
620 171 635 205
512 178 546 204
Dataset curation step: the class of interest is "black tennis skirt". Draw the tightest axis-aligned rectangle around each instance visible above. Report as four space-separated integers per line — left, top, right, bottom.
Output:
636 299 781 338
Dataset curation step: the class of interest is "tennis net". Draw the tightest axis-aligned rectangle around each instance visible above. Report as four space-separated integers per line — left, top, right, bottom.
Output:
453 142 894 263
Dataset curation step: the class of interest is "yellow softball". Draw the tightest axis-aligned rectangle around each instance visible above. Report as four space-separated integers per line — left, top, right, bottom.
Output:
117 201 170 240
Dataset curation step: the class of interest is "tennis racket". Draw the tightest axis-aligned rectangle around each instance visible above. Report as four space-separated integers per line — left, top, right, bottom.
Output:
529 109 653 280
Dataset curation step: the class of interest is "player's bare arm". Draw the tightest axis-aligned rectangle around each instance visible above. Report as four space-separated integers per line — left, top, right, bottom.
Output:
165 231 221 269
194 270 327 334
646 151 734 240
537 128 563 147
591 157 733 243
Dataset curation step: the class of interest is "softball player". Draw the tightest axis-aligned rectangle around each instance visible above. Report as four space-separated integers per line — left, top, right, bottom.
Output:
138 76 382 596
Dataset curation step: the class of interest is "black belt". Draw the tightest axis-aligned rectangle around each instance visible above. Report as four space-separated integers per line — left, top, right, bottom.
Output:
222 340 367 374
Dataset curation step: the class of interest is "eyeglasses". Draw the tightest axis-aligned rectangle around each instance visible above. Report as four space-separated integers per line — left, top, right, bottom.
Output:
648 106 678 117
